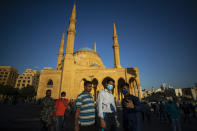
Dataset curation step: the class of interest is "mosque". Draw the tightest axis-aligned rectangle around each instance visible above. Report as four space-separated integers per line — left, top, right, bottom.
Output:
36 4 142 101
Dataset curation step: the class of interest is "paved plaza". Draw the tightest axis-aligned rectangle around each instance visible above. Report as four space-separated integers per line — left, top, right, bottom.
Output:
0 104 197 131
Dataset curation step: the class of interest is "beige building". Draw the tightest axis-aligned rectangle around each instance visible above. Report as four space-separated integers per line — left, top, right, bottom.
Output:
36 4 141 101
15 69 40 89
174 88 183 97
141 89 153 98
0 66 18 87
182 87 197 101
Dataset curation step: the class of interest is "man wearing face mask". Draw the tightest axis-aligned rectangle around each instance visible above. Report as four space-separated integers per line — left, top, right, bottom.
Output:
55 92 69 131
97 79 120 131
121 83 142 131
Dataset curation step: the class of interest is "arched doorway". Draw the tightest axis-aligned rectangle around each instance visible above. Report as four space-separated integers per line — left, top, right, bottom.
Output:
118 78 125 101
129 78 138 97
92 78 98 101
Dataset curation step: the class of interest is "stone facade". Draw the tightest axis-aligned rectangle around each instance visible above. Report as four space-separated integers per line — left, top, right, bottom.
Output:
36 4 141 101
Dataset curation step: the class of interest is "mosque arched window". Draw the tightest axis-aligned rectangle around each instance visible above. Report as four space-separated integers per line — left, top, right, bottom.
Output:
47 79 53 88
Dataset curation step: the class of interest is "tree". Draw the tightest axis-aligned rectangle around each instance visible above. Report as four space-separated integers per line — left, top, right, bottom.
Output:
5 86 19 96
19 85 36 99
0 84 4 95
0 85 19 97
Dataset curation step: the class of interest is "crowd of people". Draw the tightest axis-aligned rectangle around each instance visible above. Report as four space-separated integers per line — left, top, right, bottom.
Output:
39 80 197 131
141 99 197 131
40 80 143 131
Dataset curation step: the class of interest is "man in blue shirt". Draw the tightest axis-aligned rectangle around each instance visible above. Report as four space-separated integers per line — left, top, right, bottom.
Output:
121 83 142 131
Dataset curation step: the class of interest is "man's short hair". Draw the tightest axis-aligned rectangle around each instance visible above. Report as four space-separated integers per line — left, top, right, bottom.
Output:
61 92 66 96
122 83 129 88
84 80 92 87
106 79 115 84
46 89 51 93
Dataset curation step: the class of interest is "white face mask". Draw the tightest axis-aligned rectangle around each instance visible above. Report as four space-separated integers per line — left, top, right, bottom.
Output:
61 97 65 99
107 84 113 90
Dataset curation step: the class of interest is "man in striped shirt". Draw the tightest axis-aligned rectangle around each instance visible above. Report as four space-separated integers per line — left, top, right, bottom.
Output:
75 81 96 131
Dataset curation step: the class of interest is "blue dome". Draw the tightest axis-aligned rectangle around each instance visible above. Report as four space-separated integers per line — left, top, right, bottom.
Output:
76 47 95 52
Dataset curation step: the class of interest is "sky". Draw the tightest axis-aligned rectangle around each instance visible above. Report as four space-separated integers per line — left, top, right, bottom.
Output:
0 0 197 90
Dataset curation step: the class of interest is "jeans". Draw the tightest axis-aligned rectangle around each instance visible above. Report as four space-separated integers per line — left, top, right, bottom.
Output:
160 112 166 122
80 124 96 131
40 120 55 131
56 116 64 131
171 118 181 131
101 113 116 131
123 112 142 131
40 120 48 131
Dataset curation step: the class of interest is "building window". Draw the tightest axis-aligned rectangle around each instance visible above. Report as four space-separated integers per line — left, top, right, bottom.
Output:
17 84 20 87
28 80 30 83
1 72 4 74
18 80 21 83
47 79 53 88
28 77 30 79
5 72 8 74
22 84 25 87
23 80 25 83
20 76 23 79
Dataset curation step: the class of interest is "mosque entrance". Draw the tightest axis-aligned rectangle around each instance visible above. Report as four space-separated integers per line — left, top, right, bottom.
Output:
129 78 138 97
117 78 125 101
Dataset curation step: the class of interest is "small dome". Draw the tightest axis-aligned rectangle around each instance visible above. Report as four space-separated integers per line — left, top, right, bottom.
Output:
76 47 95 52
90 63 99 66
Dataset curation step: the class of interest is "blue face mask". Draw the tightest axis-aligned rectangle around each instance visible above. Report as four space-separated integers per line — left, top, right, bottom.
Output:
107 84 114 90
122 89 128 95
